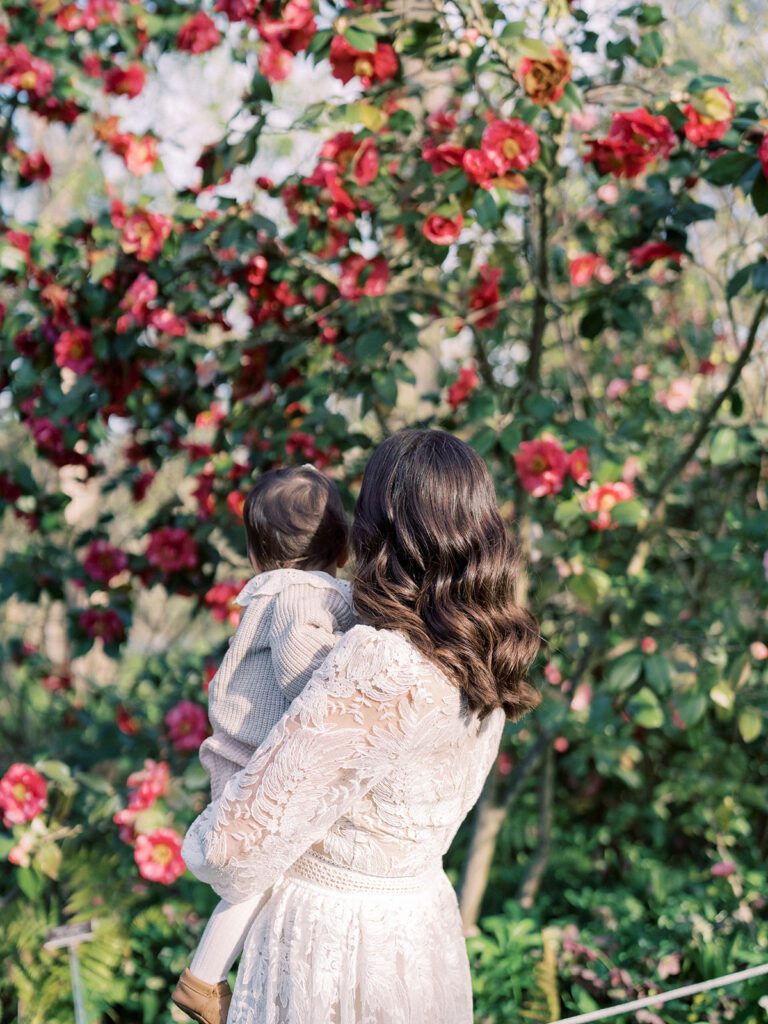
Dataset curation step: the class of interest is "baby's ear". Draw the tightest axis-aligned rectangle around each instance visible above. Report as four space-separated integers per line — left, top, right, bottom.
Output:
337 542 349 569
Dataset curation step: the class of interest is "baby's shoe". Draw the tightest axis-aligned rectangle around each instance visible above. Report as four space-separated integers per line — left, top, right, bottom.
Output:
172 968 232 1024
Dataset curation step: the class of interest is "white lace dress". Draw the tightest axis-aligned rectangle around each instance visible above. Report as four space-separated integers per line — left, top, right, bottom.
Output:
181 624 505 1024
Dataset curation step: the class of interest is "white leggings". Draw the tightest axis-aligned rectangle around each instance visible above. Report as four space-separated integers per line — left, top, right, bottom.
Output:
189 893 268 984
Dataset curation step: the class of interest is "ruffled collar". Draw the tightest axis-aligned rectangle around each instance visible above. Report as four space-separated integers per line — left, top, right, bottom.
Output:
235 568 353 608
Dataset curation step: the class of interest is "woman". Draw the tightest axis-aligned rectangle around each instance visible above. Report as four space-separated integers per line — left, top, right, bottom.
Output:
181 428 540 1023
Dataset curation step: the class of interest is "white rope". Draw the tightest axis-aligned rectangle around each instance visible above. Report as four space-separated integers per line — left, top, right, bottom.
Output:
548 962 768 1024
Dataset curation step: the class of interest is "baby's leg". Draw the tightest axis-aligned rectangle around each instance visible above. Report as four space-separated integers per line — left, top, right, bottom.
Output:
190 893 267 984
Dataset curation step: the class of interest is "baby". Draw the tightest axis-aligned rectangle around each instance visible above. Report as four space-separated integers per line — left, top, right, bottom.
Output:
173 465 356 1024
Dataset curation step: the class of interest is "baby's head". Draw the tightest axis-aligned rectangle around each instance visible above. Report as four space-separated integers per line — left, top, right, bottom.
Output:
243 466 348 575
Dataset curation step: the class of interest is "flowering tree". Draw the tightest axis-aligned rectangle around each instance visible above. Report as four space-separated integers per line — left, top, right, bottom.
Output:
1 0 767 1021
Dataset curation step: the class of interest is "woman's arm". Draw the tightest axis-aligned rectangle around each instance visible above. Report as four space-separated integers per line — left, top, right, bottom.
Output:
181 625 430 904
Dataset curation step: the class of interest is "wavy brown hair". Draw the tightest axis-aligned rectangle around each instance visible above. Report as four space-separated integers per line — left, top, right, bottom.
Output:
352 429 541 721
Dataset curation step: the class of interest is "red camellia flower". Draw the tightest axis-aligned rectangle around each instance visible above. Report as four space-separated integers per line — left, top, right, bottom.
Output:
214 0 258 19
329 35 398 89
0 43 55 97
422 140 467 174
165 700 209 751
461 148 496 188
0 763 47 827
147 308 186 336
683 87 734 147
582 481 635 530
259 42 293 81
79 608 126 644
145 527 198 574
760 136 768 180
422 212 463 245
469 264 502 328
119 210 173 262
320 132 379 186
514 437 569 497
447 365 480 409
54 327 94 375
481 118 540 174
568 253 613 287
518 47 572 105
226 490 246 519
585 108 676 179
628 241 683 269
339 254 389 300
177 12 222 53
18 151 52 182
568 447 591 486
205 581 245 626
126 759 169 809
116 703 140 736
103 63 146 98
83 539 129 583
117 272 158 331
134 828 185 884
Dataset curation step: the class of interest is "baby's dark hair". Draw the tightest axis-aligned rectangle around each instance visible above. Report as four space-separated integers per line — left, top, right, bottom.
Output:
243 466 348 572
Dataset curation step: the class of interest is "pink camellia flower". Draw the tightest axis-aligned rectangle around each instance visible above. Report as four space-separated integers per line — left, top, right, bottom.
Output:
177 11 222 53
120 134 158 176
606 378 630 400
83 539 129 583
103 63 146 98
461 148 496 188
570 682 593 713
259 42 293 81
339 255 389 300
329 36 398 89
422 212 463 245
204 581 245 626
568 447 591 486
117 272 158 331
0 43 55 97
79 608 126 644
657 377 693 413
481 118 540 174
18 150 52 182
514 437 569 497
126 759 169 809
54 327 94 375
145 527 198 574
447 365 480 409
629 241 683 269
147 308 186 336
119 210 173 262
582 481 635 531
422 140 467 174
134 828 185 884
469 265 502 328
553 736 569 753
544 662 563 686
683 87 734 147
569 253 613 287
750 641 768 661
641 636 658 654
0 763 48 827
711 860 737 877
497 752 513 775
165 700 209 751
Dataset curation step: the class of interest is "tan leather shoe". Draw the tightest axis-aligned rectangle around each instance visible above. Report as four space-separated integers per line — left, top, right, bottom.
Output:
172 968 232 1024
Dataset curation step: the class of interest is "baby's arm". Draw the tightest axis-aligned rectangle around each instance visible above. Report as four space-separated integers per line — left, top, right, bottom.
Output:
269 584 351 702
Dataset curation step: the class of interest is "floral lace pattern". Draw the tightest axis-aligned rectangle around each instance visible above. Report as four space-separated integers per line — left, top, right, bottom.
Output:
182 624 505 1022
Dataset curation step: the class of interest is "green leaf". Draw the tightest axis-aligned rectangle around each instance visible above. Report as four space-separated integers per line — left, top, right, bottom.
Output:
709 427 738 466
751 169 768 215
249 73 273 103
636 30 664 67
726 262 757 299
606 653 643 693
474 189 499 229
554 496 583 528
351 14 387 34
35 843 62 881
355 329 387 361
610 499 645 526
17 866 44 901
372 369 397 406
753 261 768 292
643 653 671 693
626 687 664 728
702 152 756 187
36 759 72 783
673 690 708 727
90 252 117 284
709 681 735 711
567 569 612 607
515 37 554 60
343 26 377 52
738 709 762 743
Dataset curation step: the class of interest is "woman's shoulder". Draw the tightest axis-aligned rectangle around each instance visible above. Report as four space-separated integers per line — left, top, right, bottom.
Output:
331 624 449 688
235 568 352 609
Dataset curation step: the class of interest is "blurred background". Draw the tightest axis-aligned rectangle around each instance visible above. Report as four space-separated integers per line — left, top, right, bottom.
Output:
1 0 767 1021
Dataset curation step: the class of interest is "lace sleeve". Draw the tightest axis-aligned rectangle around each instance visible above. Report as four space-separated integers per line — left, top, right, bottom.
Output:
181 626 432 903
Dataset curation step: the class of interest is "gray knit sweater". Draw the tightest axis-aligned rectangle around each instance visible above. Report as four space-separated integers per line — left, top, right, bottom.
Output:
200 569 357 800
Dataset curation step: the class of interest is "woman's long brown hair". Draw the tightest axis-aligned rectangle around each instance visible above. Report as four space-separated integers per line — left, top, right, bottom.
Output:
352 429 541 721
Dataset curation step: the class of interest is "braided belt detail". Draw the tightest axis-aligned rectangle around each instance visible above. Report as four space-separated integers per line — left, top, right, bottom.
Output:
286 849 442 894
